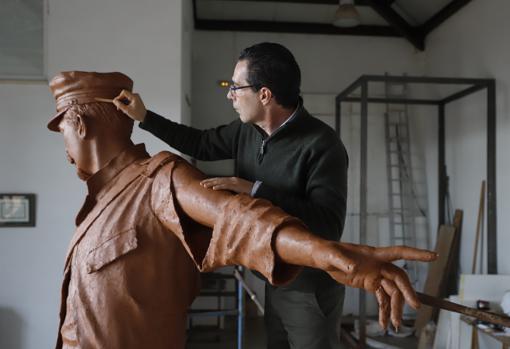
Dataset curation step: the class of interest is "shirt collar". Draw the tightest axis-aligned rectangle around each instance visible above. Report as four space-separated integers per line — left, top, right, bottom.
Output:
86 143 150 198
255 98 302 139
276 99 301 131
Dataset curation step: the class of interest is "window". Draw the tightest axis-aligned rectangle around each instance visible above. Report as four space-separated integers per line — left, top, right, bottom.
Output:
0 0 45 79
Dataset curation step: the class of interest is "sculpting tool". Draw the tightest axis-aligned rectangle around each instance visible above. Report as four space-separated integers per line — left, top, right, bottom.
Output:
94 97 130 105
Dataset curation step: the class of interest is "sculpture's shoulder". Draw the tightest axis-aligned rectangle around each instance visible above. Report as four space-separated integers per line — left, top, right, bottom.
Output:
147 151 189 207
147 151 190 225
143 151 183 179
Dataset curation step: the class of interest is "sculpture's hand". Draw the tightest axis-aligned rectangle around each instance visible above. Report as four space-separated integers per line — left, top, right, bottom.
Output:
113 89 147 122
200 176 254 195
321 243 436 330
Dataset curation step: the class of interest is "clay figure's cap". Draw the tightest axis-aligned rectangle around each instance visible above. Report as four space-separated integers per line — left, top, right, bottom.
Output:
47 71 133 132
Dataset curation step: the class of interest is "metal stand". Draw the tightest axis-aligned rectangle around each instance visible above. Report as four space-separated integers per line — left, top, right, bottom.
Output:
335 75 497 348
188 266 264 349
233 267 265 349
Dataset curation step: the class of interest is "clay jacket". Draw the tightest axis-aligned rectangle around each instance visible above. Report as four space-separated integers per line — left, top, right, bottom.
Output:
56 144 301 349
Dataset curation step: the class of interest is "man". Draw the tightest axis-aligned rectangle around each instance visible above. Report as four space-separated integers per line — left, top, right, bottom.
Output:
115 42 350 348
49 71 435 349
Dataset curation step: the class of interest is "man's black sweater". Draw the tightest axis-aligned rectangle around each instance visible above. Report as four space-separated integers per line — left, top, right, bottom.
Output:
140 105 348 291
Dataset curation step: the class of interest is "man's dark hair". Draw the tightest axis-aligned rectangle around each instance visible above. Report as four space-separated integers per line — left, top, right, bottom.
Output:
238 42 301 109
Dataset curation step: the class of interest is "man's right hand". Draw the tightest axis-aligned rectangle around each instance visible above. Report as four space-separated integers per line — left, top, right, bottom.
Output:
113 90 147 122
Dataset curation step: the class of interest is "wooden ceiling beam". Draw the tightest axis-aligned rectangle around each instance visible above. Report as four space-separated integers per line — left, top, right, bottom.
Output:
364 0 425 50
421 0 472 35
194 19 401 37
198 0 395 6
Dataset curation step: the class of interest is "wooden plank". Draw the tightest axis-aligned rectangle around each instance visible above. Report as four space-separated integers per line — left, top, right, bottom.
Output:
446 210 463 295
462 316 510 346
471 181 486 274
417 292 510 328
415 224 457 335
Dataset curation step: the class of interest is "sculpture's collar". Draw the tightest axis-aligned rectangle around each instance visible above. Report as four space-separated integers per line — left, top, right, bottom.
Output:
86 143 149 198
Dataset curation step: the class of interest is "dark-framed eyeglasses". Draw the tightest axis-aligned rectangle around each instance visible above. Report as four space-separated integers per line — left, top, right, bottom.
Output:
229 84 256 94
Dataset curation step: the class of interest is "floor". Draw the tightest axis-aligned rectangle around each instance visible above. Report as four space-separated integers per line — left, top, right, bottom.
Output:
186 316 419 349
187 317 266 349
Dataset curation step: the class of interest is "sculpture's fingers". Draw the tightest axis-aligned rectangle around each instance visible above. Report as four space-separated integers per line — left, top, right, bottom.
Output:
338 243 437 264
375 287 390 330
381 279 404 330
372 246 437 262
381 265 420 309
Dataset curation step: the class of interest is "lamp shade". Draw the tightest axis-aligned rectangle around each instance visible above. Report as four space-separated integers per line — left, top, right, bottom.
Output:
333 0 361 27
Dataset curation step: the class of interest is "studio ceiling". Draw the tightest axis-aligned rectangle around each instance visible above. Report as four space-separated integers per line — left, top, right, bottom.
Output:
193 0 473 50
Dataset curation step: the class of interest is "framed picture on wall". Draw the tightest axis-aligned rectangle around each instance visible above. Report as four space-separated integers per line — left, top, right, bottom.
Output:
0 194 36 227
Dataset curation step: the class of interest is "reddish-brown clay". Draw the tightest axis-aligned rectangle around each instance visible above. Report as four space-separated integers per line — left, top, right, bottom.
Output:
49 71 436 348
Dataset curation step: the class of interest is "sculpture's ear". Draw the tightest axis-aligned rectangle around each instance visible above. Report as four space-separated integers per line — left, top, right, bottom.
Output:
74 114 88 140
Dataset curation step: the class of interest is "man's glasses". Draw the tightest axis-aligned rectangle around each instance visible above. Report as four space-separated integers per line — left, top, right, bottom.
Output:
229 84 255 95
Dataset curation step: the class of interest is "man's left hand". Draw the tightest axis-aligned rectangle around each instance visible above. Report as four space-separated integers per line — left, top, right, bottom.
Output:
200 177 254 194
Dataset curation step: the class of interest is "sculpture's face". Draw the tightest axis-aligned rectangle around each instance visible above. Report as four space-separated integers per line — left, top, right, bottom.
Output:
58 114 93 181
227 59 264 124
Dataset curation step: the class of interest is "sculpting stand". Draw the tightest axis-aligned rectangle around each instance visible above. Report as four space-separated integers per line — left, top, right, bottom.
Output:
233 266 265 349
188 266 264 349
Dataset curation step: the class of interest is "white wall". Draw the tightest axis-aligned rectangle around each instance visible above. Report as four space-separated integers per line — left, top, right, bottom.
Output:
0 1 189 348
424 0 510 277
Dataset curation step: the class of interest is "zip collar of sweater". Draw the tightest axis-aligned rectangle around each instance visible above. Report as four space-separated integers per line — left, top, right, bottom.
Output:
253 97 304 141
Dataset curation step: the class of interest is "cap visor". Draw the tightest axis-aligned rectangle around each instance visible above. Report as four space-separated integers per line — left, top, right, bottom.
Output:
47 109 67 132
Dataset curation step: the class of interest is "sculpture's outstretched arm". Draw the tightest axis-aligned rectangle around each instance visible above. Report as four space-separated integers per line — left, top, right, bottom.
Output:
169 160 436 329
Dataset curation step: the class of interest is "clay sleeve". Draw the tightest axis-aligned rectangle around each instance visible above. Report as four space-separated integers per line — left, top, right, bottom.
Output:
150 160 303 286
